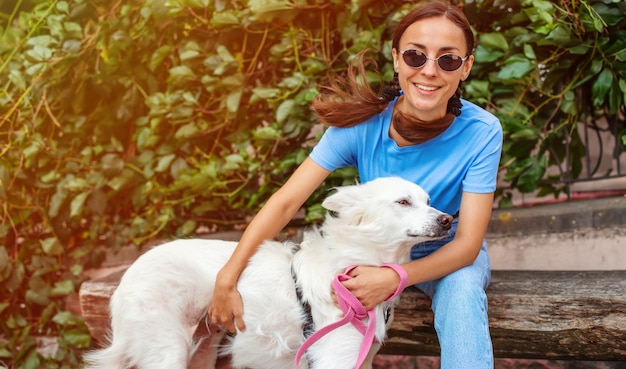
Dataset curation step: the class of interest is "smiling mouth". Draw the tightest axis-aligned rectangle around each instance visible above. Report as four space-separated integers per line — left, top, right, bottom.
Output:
413 83 439 92
414 83 438 92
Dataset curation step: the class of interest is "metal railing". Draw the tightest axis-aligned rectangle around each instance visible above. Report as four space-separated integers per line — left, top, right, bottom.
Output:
555 111 626 199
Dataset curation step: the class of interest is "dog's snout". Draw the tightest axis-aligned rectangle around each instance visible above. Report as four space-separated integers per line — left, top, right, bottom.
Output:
438 214 453 230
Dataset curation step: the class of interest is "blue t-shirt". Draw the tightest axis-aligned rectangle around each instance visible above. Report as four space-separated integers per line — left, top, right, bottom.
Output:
309 98 503 215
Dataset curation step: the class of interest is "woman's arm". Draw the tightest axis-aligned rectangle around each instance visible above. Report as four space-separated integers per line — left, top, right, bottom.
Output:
208 157 331 333
405 191 494 282
343 191 494 309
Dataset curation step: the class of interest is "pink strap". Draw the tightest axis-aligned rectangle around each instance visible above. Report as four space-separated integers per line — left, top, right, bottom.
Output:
294 264 407 368
380 263 408 301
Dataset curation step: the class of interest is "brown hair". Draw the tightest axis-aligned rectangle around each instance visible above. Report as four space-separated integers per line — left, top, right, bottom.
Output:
312 1 474 144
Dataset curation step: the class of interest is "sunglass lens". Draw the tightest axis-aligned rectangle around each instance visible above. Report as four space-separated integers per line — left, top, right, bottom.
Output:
438 54 463 71
403 50 427 68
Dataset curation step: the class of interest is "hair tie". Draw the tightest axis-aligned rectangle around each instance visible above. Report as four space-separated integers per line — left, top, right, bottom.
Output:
381 86 400 101
380 73 401 101
447 85 463 116
447 97 462 116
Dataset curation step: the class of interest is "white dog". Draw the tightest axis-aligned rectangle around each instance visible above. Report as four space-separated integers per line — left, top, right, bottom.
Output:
83 177 453 369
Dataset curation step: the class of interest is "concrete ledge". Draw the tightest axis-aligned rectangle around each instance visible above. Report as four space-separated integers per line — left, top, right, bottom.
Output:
488 196 626 237
486 195 626 271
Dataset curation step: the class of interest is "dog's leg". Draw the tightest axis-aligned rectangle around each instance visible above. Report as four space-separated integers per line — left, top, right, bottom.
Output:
189 320 228 369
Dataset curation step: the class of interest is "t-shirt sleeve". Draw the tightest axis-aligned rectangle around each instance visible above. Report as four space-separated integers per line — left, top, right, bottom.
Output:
309 126 357 171
462 119 503 194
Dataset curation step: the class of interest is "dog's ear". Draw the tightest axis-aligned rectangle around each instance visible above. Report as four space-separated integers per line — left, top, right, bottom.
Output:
321 184 364 213
322 185 371 225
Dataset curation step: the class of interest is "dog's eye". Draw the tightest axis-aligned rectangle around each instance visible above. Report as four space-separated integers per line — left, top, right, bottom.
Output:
397 199 411 206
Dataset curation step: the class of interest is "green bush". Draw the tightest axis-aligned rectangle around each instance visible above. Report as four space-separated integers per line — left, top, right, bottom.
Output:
464 0 626 203
0 0 623 367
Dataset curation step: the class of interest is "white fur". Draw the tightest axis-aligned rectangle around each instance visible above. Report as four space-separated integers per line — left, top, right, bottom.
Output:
82 177 452 369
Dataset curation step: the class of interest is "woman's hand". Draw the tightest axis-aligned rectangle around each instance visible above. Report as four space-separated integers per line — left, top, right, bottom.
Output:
341 266 401 310
207 271 246 334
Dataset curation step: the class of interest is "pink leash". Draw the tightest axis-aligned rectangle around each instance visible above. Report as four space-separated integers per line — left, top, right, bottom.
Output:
294 264 408 369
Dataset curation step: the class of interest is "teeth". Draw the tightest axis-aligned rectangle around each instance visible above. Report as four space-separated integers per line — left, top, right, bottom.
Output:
415 84 437 91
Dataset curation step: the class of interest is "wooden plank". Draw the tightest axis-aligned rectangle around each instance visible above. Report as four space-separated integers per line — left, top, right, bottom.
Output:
79 269 125 342
380 270 626 361
79 269 626 360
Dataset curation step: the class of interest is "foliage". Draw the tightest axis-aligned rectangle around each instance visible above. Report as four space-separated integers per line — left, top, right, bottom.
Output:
462 0 626 205
0 0 623 367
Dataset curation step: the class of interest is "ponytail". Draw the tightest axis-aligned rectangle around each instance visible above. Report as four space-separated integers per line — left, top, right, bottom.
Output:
311 51 390 128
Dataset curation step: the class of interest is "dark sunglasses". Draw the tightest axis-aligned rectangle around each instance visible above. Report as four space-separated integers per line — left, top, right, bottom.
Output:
399 49 468 72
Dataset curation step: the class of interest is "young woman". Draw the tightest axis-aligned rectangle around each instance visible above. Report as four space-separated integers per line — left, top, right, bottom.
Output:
209 1 502 368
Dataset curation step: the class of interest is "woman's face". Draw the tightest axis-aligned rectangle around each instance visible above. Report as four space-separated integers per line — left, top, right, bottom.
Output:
392 16 474 121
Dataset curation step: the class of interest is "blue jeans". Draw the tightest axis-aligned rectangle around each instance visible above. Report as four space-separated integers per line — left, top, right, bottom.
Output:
410 221 494 369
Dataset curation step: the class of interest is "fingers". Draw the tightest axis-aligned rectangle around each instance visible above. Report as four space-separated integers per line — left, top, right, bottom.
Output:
209 306 241 334
330 289 339 308
339 266 394 310
340 282 376 310
207 297 246 334
208 310 236 334
235 315 246 332
229 300 246 333
346 265 362 277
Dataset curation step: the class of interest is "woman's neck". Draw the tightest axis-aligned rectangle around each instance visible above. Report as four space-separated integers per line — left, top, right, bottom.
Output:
395 95 447 123
389 119 416 147
389 96 455 146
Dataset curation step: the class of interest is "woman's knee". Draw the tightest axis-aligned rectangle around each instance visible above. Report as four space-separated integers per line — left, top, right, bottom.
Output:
431 270 489 314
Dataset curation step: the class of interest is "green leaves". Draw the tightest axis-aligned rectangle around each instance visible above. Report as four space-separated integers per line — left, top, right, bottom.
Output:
168 65 197 86
497 54 536 80
249 0 297 22
1 0 624 365
465 0 625 204
40 238 64 256
479 32 509 53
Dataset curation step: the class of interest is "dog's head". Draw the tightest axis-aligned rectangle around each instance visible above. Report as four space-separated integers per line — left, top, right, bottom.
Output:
320 177 453 263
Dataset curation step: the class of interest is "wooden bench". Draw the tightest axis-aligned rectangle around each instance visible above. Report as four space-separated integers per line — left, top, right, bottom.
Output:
79 268 626 361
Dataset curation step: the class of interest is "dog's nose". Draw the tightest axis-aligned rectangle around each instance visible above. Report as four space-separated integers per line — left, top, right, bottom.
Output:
438 214 453 230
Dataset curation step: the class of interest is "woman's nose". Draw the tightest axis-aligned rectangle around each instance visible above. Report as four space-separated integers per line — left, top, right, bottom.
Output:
420 58 439 75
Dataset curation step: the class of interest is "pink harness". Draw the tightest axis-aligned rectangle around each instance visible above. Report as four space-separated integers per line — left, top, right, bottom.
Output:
294 264 408 369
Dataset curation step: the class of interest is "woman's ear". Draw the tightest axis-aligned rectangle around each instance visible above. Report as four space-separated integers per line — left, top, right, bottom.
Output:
461 54 474 80
392 48 400 73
